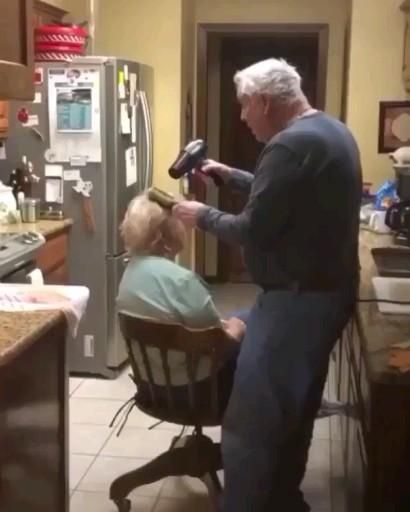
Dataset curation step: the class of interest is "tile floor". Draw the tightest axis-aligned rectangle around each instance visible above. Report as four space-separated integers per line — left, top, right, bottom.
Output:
69 284 342 511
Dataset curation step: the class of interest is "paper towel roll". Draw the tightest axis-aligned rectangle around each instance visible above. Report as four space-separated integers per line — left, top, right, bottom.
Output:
27 268 44 285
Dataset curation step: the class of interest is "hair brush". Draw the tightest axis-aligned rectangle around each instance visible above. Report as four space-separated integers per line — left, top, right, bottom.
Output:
147 187 178 209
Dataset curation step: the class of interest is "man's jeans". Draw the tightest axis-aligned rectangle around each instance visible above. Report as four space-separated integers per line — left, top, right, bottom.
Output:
221 289 353 512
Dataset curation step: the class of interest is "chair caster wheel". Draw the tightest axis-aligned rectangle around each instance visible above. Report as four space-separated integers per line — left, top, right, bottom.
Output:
113 498 131 512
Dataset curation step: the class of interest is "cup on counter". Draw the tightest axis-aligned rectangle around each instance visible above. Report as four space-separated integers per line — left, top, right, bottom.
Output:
21 198 41 223
369 209 391 233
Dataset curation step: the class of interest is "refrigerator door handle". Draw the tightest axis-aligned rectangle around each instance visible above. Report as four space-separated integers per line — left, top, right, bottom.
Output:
140 90 153 190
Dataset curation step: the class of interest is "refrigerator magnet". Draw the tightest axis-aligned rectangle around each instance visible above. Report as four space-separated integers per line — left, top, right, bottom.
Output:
34 67 43 85
44 148 57 163
64 169 81 182
33 92 42 104
118 71 126 99
22 115 39 127
0 141 6 160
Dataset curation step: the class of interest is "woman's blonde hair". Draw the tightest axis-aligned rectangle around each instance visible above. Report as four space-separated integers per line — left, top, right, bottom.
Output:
120 193 186 256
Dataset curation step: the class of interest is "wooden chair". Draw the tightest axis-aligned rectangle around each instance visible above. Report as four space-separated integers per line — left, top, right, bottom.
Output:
110 312 238 512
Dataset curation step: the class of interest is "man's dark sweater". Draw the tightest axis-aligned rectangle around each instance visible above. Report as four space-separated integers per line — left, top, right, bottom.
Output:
197 112 362 292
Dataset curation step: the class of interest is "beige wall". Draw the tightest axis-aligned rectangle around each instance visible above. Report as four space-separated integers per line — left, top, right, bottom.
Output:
64 0 409 275
195 0 349 118
178 0 196 269
346 0 407 187
194 0 349 275
94 0 184 196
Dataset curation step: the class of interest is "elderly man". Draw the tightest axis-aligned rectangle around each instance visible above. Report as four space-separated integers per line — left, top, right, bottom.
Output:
173 58 362 512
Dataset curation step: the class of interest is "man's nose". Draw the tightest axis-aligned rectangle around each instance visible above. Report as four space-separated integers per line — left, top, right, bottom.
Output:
240 109 246 121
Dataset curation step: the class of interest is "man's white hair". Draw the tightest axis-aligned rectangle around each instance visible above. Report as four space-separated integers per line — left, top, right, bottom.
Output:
234 58 303 103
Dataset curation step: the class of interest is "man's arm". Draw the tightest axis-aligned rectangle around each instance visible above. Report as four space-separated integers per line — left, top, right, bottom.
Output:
228 168 254 193
197 144 303 246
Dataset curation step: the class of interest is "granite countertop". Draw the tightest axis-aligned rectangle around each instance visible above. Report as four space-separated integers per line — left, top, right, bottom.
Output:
0 218 73 238
0 310 65 367
0 219 72 366
358 229 410 384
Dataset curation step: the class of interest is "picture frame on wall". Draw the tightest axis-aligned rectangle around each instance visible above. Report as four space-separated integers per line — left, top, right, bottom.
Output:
378 100 410 153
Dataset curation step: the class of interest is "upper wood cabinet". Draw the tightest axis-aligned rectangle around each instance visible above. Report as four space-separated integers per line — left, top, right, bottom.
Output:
0 1 67 101
0 0 35 101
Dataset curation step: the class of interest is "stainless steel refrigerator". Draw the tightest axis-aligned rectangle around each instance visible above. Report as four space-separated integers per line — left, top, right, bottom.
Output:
1 56 154 377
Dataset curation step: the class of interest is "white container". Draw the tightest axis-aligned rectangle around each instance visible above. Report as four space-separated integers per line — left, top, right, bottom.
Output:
372 277 410 315
0 182 17 211
369 210 391 233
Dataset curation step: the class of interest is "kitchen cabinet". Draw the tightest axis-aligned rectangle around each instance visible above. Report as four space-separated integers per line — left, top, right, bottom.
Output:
0 0 35 101
36 227 70 285
0 310 68 512
0 1 67 101
332 312 410 512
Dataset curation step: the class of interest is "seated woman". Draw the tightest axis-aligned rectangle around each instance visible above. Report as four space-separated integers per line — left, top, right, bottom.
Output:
116 193 244 414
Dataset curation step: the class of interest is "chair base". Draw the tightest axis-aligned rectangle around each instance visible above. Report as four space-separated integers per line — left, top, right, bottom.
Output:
109 429 222 509
113 498 131 512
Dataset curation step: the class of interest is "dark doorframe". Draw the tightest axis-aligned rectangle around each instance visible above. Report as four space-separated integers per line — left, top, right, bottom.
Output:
195 23 329 277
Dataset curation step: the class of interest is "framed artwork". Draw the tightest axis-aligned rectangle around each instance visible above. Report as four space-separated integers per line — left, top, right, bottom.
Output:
378 100 410 153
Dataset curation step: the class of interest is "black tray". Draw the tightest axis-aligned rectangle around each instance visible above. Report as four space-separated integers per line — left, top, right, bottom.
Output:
371 247 410 278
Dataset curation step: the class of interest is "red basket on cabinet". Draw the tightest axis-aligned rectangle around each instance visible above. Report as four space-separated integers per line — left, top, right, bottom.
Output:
34 24 88 62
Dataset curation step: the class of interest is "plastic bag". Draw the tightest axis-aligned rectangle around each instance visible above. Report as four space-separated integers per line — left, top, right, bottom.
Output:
374 180 397 210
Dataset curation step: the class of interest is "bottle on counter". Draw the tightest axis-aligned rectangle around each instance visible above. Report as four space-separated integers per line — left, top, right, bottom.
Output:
8 155 34 201
21 156 32 198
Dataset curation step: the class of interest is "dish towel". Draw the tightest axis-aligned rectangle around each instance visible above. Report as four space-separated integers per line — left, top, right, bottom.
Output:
0 284 90 336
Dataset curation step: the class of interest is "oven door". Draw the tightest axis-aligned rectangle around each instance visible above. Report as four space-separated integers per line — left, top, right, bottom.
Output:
0 260 35 283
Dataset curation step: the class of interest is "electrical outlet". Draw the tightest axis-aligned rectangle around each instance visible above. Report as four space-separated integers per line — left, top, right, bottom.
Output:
84 335 95 358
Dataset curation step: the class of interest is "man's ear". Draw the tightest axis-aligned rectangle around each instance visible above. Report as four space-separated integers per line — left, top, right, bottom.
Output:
261 94 271 115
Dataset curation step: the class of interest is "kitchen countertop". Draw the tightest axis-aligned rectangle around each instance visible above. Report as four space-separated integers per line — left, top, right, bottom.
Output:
0 218 73 238
0 310 65 367
358 229 410 384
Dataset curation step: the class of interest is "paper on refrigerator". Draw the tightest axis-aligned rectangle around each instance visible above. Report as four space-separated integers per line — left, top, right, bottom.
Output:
45 177 63 203
125 146 138 186
130 73 137 106
120 103 131 135
0 142 6 160
47 67 102 162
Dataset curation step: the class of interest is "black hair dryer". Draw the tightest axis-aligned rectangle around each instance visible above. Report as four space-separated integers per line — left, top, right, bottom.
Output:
168 139 223 186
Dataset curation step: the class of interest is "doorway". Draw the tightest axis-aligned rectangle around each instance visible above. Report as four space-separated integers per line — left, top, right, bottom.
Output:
195 24 329 282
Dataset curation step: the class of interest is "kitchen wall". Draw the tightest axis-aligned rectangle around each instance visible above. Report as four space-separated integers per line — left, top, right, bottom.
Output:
178 0 196 269
346 0 407 187
194 0 349 118
94 0 185 196
52 0 408 275
194 0 349 276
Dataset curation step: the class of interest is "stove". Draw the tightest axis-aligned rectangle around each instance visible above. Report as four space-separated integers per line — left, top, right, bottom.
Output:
0 231 45 281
